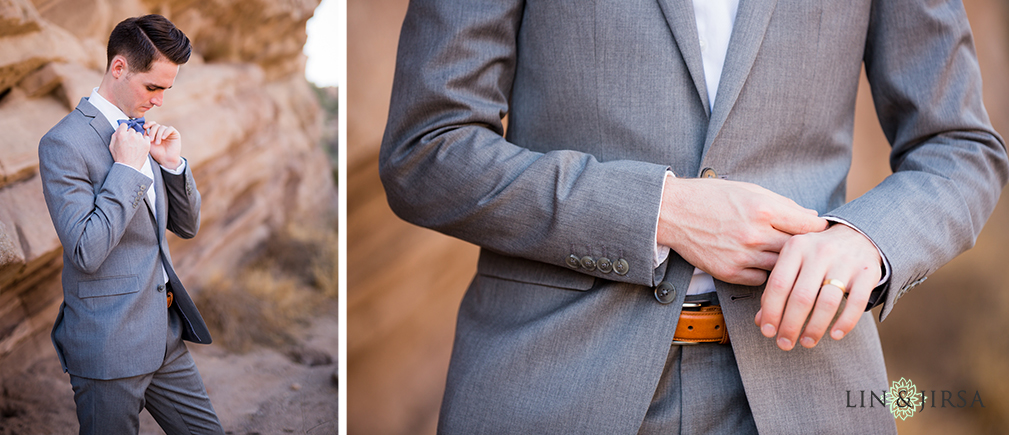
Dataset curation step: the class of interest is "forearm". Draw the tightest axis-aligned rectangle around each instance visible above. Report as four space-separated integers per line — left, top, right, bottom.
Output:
382 130 670 286
381 0 676 286
40 142 151 274
163 158 201 238
830 0 1009 319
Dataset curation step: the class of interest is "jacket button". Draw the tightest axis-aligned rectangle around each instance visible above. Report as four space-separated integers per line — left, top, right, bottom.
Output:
654 281 676 304
597 257 613 273
157 284 165 292
566 254 581 269
700 168 718 178
580 256 596 271
613 258 629 275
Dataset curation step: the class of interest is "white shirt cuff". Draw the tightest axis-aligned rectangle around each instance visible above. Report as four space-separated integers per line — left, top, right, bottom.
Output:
653 171 674 268
113 161 153 181
161 158 186 175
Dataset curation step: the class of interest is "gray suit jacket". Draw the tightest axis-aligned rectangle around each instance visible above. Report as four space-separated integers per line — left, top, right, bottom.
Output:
381 0 1008 433
39 97 211 381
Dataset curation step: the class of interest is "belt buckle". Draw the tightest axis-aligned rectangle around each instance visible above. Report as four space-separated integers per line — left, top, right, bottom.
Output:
672 298 721 346
671 300 707 346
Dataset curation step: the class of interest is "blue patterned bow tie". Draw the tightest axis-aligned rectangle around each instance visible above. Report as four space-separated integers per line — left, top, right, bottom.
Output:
118 117 145 133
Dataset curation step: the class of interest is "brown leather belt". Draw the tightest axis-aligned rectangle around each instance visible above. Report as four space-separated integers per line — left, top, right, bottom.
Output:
673 301 729 345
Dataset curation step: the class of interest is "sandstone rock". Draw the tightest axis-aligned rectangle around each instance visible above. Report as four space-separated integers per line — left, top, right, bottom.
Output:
145 62 274 168
0 89 69 187
0 21 91 95
164 0 320 80
171 126 333 286
0 275 61 359
30 0 110 40
0 175 61 268
16 60 62 98
0 0 42 38
0 293 31 354
52 62 104 109
77 36 110 72
0 220 26 288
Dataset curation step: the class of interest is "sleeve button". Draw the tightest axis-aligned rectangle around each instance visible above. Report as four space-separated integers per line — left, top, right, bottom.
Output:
613 259 629 275
597 257 613 273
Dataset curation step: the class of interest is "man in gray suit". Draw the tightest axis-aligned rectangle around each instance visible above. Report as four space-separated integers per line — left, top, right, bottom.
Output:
39 14 224 434
381 0 1008 433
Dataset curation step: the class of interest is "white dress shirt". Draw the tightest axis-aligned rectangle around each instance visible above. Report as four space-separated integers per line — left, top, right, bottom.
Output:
654 2 889 295
88 87 184 284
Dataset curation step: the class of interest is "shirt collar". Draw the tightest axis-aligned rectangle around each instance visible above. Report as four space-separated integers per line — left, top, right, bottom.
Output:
88 87 131 131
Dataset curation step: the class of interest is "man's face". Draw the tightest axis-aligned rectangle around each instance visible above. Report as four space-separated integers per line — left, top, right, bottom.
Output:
111 57 179 119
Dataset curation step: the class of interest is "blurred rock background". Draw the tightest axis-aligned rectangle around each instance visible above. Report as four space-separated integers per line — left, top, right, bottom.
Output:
348 0 1009 434
0 0 338 432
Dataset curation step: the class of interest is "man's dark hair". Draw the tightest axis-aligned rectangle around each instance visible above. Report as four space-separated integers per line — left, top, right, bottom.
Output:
106 14 191 72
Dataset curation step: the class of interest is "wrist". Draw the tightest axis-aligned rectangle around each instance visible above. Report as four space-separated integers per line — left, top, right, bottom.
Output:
825 223 882 268
656 173 686 248
162 160 181 171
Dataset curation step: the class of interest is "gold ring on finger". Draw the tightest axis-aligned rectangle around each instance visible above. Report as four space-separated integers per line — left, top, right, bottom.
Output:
822 278 847 294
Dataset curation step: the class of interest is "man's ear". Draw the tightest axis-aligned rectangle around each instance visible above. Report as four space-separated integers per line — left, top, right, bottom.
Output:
110 55 129 79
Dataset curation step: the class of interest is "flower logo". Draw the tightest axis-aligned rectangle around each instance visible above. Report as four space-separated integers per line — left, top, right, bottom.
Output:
889 377 926 420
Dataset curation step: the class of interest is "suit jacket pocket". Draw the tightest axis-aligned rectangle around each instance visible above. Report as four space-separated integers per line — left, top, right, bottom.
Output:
77 275 140 298
477 249 595 291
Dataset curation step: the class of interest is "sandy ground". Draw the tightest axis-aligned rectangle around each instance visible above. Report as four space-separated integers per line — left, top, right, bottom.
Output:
0 301 338 435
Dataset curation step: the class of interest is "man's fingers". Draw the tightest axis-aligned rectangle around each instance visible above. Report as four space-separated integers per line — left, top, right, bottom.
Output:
759 246 803 338
111 122 127 144
751 250 780 272
754 230 792 255
148 125 161 144
799 282 845 348
143 123 177 146
830 272 875 340
775 259 828 350
771 211 829 236
160 127 175 144
736 270 767 287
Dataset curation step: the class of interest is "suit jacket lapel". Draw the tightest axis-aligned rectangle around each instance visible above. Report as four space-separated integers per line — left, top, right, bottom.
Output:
77 98 115 148
702 0 779 158
150 156 167 241
656 0 710 114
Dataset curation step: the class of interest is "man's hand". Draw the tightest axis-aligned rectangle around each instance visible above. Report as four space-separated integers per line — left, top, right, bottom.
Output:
657 174 828 286
145 121 182 170
109 122 151 170
755 223 881 350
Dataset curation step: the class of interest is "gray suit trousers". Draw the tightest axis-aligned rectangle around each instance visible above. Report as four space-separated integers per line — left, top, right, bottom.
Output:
70 305 223 435
638 343 758 435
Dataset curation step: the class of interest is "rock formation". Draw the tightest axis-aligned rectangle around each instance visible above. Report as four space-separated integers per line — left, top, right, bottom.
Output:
0 0 335 362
